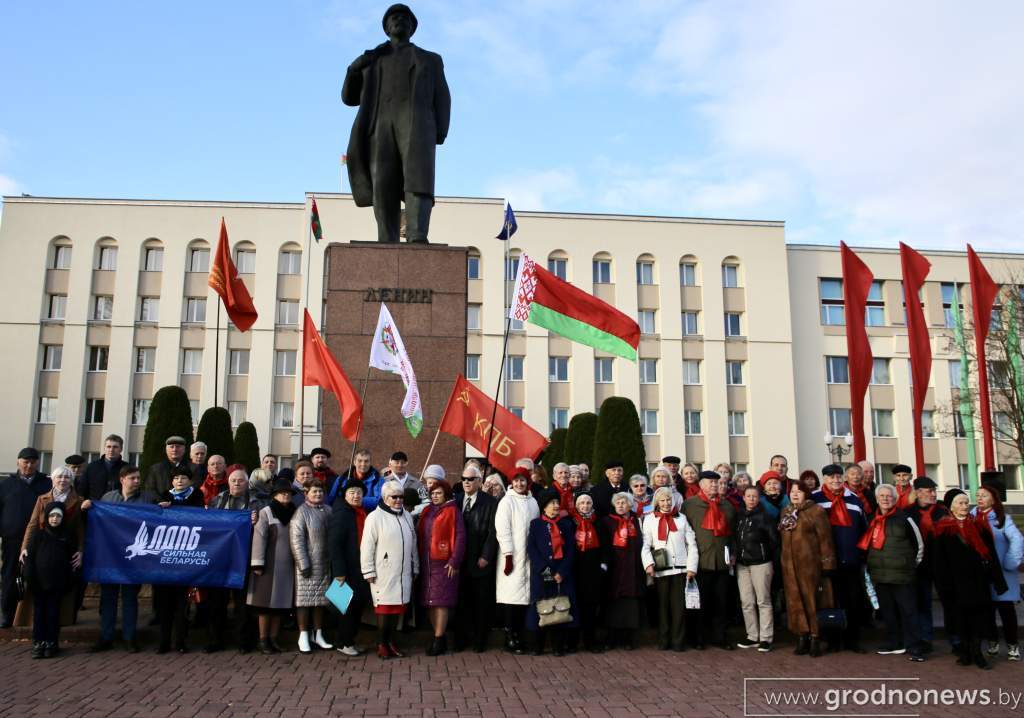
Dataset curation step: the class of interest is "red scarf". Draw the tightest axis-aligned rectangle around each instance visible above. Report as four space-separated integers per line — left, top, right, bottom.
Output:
418 503 456 562
857 507 895 551
573 512 600 552
936 515 991 560
896 486 914 509
699 490 731 537
823 485 853 527
683 482 701 499
201 475 228 506
611 514 637 547
654 510 677 542
353 506 367 543
554 482 574 513
542 515 564 559
634 496 651 515
916 504 938 539
847 483 872 515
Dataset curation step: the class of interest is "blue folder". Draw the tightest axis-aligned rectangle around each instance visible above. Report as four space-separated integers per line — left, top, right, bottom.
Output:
326 579 354 615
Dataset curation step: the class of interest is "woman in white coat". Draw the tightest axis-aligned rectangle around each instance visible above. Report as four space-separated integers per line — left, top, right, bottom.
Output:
642 486 699 651
494 467 539 655
361 480 419 659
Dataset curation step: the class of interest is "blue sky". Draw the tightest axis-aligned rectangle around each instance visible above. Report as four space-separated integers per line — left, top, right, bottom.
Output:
2 0 1022 250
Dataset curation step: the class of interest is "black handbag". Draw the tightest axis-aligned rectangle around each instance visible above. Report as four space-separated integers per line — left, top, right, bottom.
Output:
652 548 671 571
816 608 847 630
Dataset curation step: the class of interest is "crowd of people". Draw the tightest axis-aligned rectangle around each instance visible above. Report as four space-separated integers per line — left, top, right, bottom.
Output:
1 436 1021 670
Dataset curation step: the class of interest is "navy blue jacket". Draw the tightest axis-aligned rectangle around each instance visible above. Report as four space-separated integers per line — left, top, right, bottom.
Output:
526 516 578 630
811 488 867 567
78 456 126 501
0 472 51 538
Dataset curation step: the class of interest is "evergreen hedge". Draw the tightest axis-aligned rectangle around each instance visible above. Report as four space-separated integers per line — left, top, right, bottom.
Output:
591 396 647 481
233 421 261 473
564 412 598 466
541 428 568 474
196 407 235 465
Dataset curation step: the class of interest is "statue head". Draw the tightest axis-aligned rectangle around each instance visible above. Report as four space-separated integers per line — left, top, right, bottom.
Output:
382 4 417 41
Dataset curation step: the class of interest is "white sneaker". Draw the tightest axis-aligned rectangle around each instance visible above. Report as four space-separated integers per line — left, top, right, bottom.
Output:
987 641 1000 656
314 630 334 650
1008 644 1021 662
298 631 312 654
337 645 360 656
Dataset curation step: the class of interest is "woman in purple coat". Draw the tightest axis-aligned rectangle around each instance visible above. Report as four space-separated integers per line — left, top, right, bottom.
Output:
416 470 466 656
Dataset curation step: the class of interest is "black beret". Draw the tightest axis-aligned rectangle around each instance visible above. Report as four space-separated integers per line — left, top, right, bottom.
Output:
170 465 193 479
942 488 965 507
343 478 366 495
821 463 843 476
912 476 937 490
661 455 681 464
699 470 721 481
391 451 409 462
604 460 623 470
538 489 562 511
892 464 913 475
310 447 331 459
64 454 85 466
18 447 40 460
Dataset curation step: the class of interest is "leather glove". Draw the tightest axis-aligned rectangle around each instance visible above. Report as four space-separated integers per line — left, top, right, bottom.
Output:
503 555 514 576
301 567 312 579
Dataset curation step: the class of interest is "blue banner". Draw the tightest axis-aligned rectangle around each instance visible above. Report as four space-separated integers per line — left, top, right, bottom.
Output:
83 502 252 589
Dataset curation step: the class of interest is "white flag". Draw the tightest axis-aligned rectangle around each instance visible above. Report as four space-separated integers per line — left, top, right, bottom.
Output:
368 303 423 437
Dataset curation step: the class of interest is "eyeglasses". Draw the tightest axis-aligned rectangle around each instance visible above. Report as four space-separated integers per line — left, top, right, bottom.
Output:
461 476 478 481
384 494 403 501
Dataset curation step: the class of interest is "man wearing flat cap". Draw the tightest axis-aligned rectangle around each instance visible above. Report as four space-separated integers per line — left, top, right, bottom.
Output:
904 476 948 654
0 448 51 627
591 460 625 518
891 464 914 509
342 3 451 243
144 436 191 497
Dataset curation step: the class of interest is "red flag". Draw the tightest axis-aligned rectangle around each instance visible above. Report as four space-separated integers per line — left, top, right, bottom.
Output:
302 310 362 441
208 218 258 332
438 375 548 479
900 243 932 475
840 242 874 462
968 245 1000 470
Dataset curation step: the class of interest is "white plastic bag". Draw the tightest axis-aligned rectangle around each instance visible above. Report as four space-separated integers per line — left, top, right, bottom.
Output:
685 576 701 609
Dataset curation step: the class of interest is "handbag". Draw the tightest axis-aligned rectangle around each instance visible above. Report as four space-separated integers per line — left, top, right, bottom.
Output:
652 548 671 571
536 587 573 628
816 608 847 630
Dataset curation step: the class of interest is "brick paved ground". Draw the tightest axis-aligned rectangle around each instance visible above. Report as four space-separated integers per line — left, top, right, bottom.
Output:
0 632 1021 718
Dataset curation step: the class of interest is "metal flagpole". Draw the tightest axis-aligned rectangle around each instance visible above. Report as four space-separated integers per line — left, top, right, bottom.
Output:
418 425 443 480
299 197 314 458
485 205 514 474
346 364 373 476
214 300 222 408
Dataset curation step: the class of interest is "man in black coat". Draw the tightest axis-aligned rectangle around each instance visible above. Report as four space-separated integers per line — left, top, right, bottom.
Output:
0 447 52 627
79 434 126 500
590 460 626 518
144 436 190 496
328 479 371 655
455 466 498 652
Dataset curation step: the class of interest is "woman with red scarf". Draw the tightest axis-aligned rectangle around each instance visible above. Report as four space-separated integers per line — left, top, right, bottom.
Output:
972 484 1023 662
641 486 698 651
602 492 646 649
416 472 466 656
526 490 578 655
568 492 608 653
934 489 1008 670
327 478 371 657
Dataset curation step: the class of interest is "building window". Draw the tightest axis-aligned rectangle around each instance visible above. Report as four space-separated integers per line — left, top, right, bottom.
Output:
641 409 658 434
92 295 114 321
52 245 72 270
189 400 199 424
132 399 151 425
872 409 895 437
37 397 58 423
948 359 962 387
84 399 105 424
550 408 569 430
273 402 294 428
274 350 296 376
722 264 739 288
999 464 1021 491
724 312 742 337
42 345 63 371
184 297 207 323
144 247 164 271
228 350 250 375
726 360 744 385
871 358 891 385
505 256 520 282
921 410 935 438
989 360 1011 389
680 262 697 287
683 359 701 385
467 304 481 331
991 304 1003 330
548 258 567 280
826 356 849 384
728 411 746 436
820 278 844 325
510 317 525 331
182 349 204 375
941 282 960 328
684 410 702 435
138 297 159 322
595 358 614 383
506 356 524 381
682 311 699 336
47 294 67 320
829 408 852 436
639 359 657 384
548 357 569 382
864 280 885 326
636 261 654 285
466 354 480 380
136 347 156 373
509 406 524 419
278 251 301 275
235 249 256 274
638 310 656 334
97 246 118 271
467 255 480 279
995 411 1013 439
276 300 299 325
953 412 967 438
88 346 109 372
593 259 612 284
228 401 247 427
189 248 210 272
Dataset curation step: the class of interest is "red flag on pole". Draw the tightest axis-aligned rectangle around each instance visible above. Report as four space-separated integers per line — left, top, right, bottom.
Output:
840 242 874 462
438 375 548 479
208 218 258 332
302 310 362 441
967 245 1000 470
899 243 932 475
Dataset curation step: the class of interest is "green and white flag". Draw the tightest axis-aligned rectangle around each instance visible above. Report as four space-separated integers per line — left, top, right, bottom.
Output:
369 303 423 437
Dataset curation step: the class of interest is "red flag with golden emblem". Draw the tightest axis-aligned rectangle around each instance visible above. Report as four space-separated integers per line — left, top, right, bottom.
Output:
208 218 258 332
302 310 362 441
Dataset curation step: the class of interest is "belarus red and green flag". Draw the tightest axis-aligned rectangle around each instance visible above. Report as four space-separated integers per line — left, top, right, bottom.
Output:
310 197 323 242
510 254 640 360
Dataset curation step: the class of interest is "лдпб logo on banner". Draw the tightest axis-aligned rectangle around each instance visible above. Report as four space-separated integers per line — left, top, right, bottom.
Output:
125 521 210 566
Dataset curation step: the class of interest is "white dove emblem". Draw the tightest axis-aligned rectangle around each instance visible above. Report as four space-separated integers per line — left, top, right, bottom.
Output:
124 522 160 560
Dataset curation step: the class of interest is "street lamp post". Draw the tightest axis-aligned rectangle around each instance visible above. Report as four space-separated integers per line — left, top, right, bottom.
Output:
824 431 855 464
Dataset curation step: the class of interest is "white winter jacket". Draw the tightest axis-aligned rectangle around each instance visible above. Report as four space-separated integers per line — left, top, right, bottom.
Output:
360 505 419 606
494 490 539 605
641 511 699 578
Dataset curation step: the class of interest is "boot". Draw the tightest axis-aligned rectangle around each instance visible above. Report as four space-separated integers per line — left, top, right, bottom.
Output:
794 634 810 655
43 641 57 658
30 642 44 660
809 637 823 657
388 642 405 658
438 635 448 655
258 639 275 655
298 631 312 654
377 643 392 660
426 637 443 657
313 629 333 650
